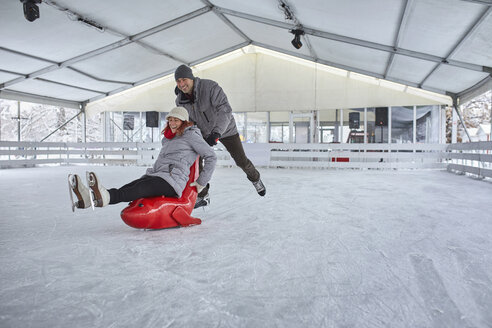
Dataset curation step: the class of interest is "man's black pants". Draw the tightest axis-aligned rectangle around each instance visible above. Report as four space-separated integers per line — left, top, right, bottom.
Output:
198 133 260 197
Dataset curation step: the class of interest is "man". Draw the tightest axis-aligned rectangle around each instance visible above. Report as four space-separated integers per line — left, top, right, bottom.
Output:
174 64 266 208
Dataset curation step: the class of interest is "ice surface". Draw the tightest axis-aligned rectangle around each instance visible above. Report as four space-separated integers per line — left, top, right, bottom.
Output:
1 165 492 327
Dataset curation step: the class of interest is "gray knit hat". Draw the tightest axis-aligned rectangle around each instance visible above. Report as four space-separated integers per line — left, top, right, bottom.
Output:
165 107 189 121
174 65 194 81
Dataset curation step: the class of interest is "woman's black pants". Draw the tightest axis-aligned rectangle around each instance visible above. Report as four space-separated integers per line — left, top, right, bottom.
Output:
108 175 177 205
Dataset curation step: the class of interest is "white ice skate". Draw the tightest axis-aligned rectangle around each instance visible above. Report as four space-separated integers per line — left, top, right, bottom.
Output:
68 174 92 212
86 171 110 208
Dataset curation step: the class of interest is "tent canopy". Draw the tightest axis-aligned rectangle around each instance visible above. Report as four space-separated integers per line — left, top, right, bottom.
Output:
0 0 491 110
86 46 452 115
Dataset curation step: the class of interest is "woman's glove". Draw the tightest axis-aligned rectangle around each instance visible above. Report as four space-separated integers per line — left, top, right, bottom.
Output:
190 182 205 193
205 132 221 146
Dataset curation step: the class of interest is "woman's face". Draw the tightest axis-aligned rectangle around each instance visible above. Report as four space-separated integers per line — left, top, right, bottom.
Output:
168 117 183 133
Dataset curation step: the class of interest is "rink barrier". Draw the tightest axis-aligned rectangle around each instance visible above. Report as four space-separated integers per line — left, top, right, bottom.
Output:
0 141 451 170
445 141 492 179
265 143 447 170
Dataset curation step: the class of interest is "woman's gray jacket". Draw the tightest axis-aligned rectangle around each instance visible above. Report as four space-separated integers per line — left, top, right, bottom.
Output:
175 77 238 139
145 125 216 198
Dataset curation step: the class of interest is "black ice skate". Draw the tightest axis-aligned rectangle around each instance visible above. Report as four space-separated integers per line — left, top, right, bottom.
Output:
252 178 266 196
68 174 92 211
194 193 210 209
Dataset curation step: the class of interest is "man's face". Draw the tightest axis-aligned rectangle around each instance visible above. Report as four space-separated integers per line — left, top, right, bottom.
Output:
176 78 194 95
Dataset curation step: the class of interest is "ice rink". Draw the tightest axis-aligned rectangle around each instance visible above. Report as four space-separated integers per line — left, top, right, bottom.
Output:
1 165 492 328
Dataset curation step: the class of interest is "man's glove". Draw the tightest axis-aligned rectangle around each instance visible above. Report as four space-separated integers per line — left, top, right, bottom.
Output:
205 132 221 146
190 182 205 193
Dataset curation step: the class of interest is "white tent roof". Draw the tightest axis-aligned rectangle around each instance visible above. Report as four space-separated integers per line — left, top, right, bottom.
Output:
86 46 452 115
1 0 491 110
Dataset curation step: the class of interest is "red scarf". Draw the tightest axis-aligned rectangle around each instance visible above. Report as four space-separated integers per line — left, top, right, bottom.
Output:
163 127 176 139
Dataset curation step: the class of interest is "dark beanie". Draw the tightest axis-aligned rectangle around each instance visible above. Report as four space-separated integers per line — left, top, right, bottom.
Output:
174 65 194 81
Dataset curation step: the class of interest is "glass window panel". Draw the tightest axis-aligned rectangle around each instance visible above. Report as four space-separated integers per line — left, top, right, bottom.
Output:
245 112 267 143
366 108 376 143
391 106 413 144
232 113 246 140
0 99 19 141
270 123 290 143
416 105 439 143
0 100 103 142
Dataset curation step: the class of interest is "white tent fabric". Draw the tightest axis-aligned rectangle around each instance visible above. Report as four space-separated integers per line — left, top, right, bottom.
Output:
1 0 491 110
86 46 451 116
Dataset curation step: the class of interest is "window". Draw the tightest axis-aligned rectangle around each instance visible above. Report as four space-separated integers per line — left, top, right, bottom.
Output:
391 106 413 144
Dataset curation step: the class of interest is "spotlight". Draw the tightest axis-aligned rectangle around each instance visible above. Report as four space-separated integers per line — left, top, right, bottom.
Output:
290 29 304 49
20 0 42 22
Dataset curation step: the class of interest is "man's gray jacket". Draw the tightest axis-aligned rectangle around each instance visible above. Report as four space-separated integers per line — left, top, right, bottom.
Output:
175 77 238 139
145 125 216 197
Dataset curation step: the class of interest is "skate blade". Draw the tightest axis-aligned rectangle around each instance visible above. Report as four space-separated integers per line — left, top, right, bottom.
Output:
193 197 210 209
68 174 76 212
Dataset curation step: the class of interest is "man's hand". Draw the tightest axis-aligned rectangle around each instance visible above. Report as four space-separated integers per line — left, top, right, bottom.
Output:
205 132 221 146
190 182 205 193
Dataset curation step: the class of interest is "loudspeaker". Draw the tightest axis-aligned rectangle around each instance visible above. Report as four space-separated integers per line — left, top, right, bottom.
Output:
146 111 159 127
349 112 360 129
123 113 134 130
375 107 388 126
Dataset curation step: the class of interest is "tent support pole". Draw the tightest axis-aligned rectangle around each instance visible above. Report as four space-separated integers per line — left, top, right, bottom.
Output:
40 109 83 142
451 94 471 142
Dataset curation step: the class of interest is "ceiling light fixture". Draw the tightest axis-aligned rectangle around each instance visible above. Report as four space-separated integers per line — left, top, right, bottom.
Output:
279 1 293 21
77 17 105 31
290 29 304 49
20 0 42 22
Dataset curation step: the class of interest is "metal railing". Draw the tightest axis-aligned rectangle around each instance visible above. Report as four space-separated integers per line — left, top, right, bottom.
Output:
1 141 451 170
0 141 161 168
266 143 447 170
446 141 492 179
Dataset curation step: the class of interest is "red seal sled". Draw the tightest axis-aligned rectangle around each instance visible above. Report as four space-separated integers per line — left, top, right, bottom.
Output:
120 158 201 229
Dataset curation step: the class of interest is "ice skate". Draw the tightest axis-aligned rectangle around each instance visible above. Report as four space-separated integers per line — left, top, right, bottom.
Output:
86 171 110 208
194 193 210 209
252 178 266 196
68 174 92 211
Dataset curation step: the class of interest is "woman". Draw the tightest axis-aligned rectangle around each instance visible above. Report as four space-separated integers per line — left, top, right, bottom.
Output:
69 107 217 209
